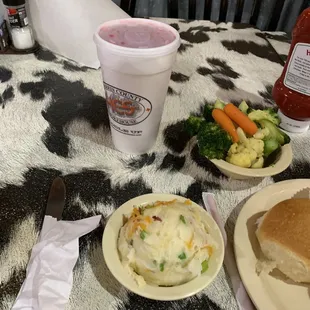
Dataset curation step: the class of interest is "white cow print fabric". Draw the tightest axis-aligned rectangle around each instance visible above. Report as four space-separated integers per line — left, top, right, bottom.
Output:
0 18 308 310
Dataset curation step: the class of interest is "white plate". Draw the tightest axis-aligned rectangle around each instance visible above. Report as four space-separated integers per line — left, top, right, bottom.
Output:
102 193 224 301
234 179 310 310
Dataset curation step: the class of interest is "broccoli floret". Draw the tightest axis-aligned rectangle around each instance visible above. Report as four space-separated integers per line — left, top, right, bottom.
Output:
197 122 233 159
264 139 280 157
248 108 280 126
238 100 249 114
184 116 205 137
258 119 291 146
203 104 214 122
214 99 225 110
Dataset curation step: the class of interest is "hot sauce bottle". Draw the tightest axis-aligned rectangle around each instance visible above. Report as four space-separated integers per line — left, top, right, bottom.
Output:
273 8 310 133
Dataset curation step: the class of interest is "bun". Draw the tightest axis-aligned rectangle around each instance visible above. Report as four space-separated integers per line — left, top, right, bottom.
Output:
256 198 310 283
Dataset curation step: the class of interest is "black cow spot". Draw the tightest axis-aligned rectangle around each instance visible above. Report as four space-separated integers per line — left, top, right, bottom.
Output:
179 19 196 23
272 161 310 183
212 76 235 90
279 54 288 62
63 60 88 72
197 67 213 76
180 26 227 44
169 23 180 31
62 169 152 251
0 66 12 82
258 84 274 103
197 58 240 89
178 43 193 53
0 85 14 108
221 40 283 65
0 168 61 253
42 127 71 157
171 72 190 83
232 23 255 29
127 153 156 169
117 290 222 310
190 144 225 178
0 268 26 306
207 58 240 79
163 120 191 153
20 70 109 157
167 86 177 95
258 32 291 43
34 48 57 62
159 153 185 171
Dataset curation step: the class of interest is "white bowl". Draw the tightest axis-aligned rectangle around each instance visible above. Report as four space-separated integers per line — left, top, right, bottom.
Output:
102 193 224 301
210 144 293 180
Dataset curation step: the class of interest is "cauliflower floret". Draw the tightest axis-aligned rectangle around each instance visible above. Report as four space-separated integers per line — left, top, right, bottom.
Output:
228 143 238 155
253 128 270 140
251 156 264 168
226 153 252 168
227 144 258 168
248 138 264 157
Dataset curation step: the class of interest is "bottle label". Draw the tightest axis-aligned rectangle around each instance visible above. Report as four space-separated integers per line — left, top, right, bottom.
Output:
284 43 310 96
6 6 28 28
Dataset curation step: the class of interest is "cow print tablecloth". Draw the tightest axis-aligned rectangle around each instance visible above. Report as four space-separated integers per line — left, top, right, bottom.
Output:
0 18 309 310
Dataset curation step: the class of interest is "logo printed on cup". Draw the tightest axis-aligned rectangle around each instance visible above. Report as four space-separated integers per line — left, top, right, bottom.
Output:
104 82 152 127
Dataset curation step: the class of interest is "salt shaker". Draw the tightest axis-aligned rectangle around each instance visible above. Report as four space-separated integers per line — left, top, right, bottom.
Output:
2 0 35 50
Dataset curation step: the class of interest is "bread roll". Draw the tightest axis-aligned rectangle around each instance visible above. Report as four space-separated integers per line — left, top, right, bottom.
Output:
256 198 310 283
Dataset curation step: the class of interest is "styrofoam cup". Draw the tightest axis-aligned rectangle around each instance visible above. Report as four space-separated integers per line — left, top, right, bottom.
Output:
94 18 180 154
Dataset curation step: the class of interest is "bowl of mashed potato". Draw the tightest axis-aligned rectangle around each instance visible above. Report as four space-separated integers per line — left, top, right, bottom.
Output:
102 194 224 301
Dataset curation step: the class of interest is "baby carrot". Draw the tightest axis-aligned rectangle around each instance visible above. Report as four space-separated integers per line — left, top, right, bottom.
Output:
224 103 258 135
212 109 239 143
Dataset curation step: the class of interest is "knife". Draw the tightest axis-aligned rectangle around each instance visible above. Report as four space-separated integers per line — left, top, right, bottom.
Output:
45 177 66 221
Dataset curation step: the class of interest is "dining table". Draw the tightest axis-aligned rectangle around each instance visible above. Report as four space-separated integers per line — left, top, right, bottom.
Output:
0 17 309 310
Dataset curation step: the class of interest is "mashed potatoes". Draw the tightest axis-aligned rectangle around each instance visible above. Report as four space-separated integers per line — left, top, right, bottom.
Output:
118 199 216 287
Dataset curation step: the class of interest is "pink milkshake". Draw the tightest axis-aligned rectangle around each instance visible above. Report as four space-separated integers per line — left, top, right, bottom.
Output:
94 19 180 154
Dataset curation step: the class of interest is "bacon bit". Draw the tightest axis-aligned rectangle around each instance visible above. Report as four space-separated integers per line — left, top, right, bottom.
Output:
144 216 152 224
154 199 177 207
132 207 140 217
202 245 213 256
152 216 162 222
184 199 192 205
186 234 194 249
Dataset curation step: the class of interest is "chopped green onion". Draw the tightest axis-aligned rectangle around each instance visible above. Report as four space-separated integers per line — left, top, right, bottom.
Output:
153 260 157 265
180 215 186 224
140 230 147 240
160 262 165 272
201 260 209 273
178 252 187 260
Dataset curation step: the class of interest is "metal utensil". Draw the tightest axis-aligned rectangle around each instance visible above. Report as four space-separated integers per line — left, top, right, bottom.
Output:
45 177 66 220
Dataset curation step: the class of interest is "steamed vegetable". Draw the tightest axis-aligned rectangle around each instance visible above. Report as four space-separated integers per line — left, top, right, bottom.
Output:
197 122 233 160
226 128 264 168
257 119 290 145
264 138 280 157
214 99 225 110
224 103 258 135
184 116 205 137
238 100 249 114
203 104 214 122
248 108 280 126
212 109 239 143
